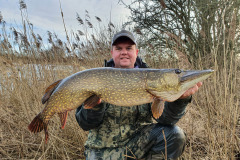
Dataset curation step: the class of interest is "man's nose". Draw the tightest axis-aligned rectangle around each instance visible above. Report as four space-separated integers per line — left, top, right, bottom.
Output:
120 48 127 54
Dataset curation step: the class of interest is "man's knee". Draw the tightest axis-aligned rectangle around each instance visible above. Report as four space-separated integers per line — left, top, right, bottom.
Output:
171 125 186 148
148 125 186 159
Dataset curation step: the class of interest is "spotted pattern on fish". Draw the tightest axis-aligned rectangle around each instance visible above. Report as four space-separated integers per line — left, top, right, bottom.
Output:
28 67 213 143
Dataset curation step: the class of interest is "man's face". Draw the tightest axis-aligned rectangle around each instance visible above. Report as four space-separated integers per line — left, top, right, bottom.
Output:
111 40 138 68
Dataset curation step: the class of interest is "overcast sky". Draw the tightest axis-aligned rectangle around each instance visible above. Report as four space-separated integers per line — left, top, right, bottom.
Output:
0 0 132 41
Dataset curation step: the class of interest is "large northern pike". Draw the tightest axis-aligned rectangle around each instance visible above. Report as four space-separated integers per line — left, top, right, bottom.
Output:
28 67 213 142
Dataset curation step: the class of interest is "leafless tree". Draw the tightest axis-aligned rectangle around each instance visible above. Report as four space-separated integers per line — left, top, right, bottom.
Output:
121 0 240 66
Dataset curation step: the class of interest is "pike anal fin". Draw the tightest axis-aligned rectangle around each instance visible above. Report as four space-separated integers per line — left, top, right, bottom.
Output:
58 111 68 129
151 98 165 119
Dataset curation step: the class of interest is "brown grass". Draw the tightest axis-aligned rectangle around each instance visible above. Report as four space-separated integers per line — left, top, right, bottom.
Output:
0 49 239 159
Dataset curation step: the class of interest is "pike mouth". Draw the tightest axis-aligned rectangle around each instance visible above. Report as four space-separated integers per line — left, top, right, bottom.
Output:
180 69 214 89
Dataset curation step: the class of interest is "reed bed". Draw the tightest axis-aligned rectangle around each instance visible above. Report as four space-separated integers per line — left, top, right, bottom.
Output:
144 51 240 159
0 2 239 159
0 52 239 159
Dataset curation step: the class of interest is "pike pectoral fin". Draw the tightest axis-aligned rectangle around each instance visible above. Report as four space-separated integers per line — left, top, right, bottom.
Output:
151 98 165 119
42 79 62 104
58 111 68 129
83 94 101 109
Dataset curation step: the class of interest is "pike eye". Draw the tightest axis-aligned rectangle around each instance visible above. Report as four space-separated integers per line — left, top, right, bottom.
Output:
175 69 182 74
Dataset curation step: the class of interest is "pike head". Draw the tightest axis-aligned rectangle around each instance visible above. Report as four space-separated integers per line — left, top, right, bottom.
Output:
146 69 214 102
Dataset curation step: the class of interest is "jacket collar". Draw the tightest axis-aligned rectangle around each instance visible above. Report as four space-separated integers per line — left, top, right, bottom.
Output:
105 56 149 68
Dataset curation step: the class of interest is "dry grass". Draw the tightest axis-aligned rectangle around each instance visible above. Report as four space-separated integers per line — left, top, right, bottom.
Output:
0 59 88 159
0 51 239 160
0 1 239 159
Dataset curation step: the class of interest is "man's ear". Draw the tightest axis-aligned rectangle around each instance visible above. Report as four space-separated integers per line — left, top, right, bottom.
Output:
136 49 139 56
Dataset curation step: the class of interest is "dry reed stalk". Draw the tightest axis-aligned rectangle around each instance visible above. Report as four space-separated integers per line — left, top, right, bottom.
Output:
124 146 137 159
162 129 167 160
0 11 3 24
58 0 72 53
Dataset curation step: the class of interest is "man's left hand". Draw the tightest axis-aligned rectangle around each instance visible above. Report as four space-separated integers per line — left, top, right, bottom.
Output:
179 82 203 99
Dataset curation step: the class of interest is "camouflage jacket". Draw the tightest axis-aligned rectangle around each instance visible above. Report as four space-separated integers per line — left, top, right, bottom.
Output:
75 57 191 149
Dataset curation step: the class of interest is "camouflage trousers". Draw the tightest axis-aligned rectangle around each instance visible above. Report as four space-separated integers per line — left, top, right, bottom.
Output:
84 124 186 160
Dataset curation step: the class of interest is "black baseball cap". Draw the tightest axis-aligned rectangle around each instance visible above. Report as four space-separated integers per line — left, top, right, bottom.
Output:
111 30 136 46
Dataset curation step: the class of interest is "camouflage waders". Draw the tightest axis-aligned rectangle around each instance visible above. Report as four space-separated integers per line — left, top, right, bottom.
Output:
84 123 186 160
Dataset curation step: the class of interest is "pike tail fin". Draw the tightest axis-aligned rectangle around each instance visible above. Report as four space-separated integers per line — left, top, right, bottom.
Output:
28 113 49 143
151 98 165 119
58 111 68 129
28 113 45 133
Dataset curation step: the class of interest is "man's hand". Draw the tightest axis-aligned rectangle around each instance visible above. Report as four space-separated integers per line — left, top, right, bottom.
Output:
179 82 203 99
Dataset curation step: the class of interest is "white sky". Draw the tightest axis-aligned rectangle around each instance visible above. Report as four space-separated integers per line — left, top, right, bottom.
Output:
0 0 132 41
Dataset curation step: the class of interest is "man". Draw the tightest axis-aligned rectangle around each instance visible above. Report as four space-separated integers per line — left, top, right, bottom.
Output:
75 30 202 159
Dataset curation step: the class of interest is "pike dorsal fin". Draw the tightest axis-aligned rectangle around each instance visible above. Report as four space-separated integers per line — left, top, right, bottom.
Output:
42 79 62 104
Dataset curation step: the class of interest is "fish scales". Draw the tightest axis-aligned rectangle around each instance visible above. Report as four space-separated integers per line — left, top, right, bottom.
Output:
42 68 151 120
96 69 152 105
28 67 213 143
